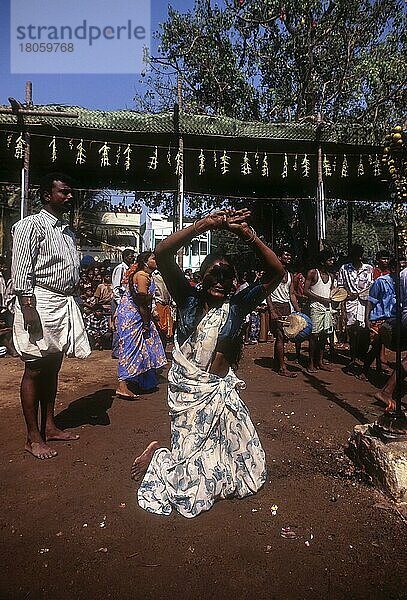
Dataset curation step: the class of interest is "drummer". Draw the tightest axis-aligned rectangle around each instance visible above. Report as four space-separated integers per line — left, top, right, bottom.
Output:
304 250 335 372
267 246 300 377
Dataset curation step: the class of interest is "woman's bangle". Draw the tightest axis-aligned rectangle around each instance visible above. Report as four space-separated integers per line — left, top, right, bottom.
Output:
193 219 205 235
244 226 257 243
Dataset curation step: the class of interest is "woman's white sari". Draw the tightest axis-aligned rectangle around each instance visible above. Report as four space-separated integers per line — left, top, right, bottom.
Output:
137 302 267 518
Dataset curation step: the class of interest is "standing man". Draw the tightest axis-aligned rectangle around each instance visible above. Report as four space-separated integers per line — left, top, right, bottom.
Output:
11 173 90 460
152 269 173 350
267 247 300 377
111 248 135 358
304 250 335 372
337 244 373 371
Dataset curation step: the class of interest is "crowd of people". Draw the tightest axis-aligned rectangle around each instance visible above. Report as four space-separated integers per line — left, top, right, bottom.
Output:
4 172 407 518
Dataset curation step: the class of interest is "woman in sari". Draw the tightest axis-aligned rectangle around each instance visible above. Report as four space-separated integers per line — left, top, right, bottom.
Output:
132 209 284 517
116 251 166 399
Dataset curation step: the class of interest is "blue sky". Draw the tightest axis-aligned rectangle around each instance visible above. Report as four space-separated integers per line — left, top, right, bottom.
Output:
0 1 194 110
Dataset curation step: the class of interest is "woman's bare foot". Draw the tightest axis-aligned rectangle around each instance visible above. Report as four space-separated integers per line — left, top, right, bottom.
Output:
45 428 79 441
116 381 139 400
374 390 395 412
131 441 160 481
25 440 58 460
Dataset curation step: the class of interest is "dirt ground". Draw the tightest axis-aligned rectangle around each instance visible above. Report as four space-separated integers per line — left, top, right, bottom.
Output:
1 342 406 600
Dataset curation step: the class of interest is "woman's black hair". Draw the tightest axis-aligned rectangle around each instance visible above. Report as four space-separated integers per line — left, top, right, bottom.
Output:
136 250 153 271
199 250 232 277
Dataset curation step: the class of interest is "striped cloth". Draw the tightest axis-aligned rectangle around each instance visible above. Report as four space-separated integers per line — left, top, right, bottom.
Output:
11 209 80 296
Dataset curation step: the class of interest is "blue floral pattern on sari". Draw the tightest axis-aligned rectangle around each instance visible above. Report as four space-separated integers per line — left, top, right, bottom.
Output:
137 302 267 518
117 280 166 389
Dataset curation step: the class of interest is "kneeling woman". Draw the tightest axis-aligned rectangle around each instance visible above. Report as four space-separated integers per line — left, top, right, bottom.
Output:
132 210 284 517
116 251 166 398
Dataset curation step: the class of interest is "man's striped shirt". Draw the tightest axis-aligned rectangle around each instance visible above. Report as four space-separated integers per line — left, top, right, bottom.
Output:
11 209 80 296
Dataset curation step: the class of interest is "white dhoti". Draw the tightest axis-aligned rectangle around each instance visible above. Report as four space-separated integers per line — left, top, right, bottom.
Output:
13 287 91 361
344 298 366 327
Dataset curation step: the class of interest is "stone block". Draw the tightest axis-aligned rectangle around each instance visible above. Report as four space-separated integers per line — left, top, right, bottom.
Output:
347 424 407 503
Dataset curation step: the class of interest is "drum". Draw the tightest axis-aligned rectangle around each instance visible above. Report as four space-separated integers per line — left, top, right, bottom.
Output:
330 287 348 302
283 312 312 341
358 287 371 301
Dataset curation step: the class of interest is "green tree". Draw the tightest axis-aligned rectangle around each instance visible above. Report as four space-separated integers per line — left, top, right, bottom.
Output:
140 0 406 127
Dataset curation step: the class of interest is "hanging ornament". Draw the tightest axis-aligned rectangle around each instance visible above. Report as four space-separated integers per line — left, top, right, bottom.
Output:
123 144 132 171
323 154 332 177
115 145 122 166
213 150 217 168
148 146 158 170
175 150 182 176
255 151 259 168
357 154 364 177
301 154 310 177
282 153 288 178
373 154 381 177
76 139 86 165
167 143 172 165
332 155 337 172
68 139 74 150
293 154 298 172
261 153 269 177
14 134 25 159
341 155 348 177
198 149 205 175
49 136 57 162
99 142 111 167
368 154 373 165
241 152 252 175
6 134 13 148
220 150 230 175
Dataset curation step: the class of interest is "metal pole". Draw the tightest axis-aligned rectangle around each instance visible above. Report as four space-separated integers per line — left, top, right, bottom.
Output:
347 201 353 255
176 75 184 270
393 216 402 414
20 81 32 219
316 115 325 250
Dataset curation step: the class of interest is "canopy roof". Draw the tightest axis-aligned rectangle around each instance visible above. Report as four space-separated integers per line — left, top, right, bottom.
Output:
0 105 388 200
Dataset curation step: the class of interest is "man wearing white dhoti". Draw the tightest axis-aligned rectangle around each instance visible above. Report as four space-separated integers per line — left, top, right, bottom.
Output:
11 173 90 460
131 208 284 518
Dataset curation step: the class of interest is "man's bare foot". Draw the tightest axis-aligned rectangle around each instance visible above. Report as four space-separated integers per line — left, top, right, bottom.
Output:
307 365 318 373
374 391 395 412
318 364 334 372
46 428 79 441
131 441 160 481
277 369 297 378
25 440 58 460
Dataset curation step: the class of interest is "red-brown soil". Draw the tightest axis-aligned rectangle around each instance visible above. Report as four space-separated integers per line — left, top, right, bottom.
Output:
1 343 406 600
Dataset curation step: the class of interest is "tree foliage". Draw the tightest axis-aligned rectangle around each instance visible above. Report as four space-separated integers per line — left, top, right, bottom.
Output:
138 0 406 127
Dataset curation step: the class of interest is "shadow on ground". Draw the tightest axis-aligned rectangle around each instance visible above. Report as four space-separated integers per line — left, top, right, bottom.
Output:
55 388 116 429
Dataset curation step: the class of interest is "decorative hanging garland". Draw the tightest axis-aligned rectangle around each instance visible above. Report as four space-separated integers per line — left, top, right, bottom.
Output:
282 153 288 178
14 134 25 159
357 154 364 176
241 152 252 175
148 146 158 170
123 144 132 171
198 149 205 175
49 136 57 162
301 154 310 177
115 145 122 166
98 142 110 167
220 150 230 175
323 154 332 177
175 150 182 176
341 154 348 177
261 153 269 177
76 139 86 164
